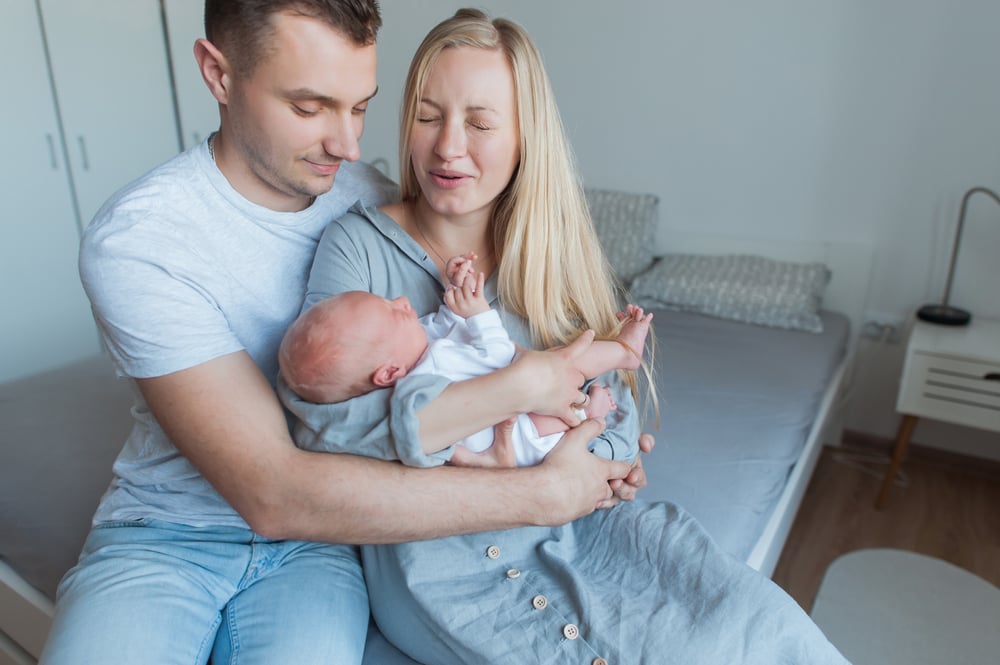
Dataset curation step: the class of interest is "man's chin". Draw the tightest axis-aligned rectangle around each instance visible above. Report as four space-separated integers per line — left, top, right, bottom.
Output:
293 173 337 199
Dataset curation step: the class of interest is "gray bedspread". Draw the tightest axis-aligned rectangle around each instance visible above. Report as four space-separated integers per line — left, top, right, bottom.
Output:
638 307 849 560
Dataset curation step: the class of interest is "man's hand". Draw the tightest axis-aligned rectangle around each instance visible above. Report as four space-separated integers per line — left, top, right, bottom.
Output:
532 418 633 524
600 432 655 508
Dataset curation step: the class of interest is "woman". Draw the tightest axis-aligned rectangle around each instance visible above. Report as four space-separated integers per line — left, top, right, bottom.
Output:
287 9 848 664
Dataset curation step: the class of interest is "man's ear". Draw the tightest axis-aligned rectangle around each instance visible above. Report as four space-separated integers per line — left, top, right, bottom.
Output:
194 37 231 105
372 363 409 388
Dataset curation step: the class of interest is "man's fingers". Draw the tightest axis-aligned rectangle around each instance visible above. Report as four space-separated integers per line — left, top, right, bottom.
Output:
606 458 632 483
639 433 655 454
626 459 648 490
561 416 604 445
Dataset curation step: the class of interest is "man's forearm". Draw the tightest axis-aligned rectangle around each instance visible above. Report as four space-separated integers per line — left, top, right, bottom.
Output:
271 419 627 544
270 449 555 543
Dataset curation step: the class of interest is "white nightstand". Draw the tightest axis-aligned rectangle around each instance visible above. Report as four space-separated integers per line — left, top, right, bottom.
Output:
876 317 1000 508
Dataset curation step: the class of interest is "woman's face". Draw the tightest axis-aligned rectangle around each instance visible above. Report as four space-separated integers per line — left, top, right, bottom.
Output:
409 46 520 221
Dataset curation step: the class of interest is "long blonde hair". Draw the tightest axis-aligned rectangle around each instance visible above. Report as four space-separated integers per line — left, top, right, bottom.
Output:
399 9 652 406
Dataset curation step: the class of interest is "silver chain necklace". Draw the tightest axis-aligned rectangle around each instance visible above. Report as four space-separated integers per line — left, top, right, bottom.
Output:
414 217 449 269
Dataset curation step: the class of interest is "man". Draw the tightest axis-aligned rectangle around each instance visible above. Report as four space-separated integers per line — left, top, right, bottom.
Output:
40 2 649 663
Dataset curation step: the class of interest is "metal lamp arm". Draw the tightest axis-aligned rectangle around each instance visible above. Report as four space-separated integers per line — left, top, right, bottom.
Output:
942 186 1000 306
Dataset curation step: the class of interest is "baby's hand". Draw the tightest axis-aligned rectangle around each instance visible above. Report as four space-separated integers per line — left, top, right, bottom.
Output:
444 270 489 318
445 252 479 289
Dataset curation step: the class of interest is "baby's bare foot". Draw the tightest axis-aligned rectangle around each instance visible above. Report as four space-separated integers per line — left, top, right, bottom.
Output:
616 304 653 370
584 383 616 419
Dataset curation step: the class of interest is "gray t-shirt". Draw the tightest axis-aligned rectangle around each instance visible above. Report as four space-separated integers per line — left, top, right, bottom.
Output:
79 140 397 528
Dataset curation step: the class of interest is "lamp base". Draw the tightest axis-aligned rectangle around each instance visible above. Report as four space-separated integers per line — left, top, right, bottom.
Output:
916 303 972 326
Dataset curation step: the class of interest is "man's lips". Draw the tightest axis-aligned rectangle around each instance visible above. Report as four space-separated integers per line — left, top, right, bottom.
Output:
304 160 341 176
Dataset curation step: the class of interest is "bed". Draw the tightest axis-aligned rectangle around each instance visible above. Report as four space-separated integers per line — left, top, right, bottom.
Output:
0 188 872 664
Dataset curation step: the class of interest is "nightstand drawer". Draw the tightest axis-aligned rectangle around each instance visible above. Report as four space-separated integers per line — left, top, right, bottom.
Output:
897 352 1000 431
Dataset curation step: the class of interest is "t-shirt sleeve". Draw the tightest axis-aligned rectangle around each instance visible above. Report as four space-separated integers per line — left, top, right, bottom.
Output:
80 213 242 379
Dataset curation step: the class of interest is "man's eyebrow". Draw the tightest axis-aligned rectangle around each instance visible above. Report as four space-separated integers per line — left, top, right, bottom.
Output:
286 86 380 106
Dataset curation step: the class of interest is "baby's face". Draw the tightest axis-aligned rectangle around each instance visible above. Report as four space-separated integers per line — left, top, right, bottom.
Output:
366 295 428 368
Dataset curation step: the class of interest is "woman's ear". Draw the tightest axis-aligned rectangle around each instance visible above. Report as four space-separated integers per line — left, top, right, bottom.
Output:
372 363 409 388
194 37 231 105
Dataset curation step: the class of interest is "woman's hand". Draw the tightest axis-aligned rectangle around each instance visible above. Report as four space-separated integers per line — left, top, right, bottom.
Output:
509 329 596 425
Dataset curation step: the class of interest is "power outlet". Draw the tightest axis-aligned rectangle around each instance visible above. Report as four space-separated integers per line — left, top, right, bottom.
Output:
861 312 906 344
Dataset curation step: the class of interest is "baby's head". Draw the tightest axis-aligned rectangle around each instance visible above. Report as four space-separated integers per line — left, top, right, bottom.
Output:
279 291 428 403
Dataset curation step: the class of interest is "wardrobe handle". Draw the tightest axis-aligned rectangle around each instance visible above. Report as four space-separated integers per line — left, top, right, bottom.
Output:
77 136 90 171
45 133 59 169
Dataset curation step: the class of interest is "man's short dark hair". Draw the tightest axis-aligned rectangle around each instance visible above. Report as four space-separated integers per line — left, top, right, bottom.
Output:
204 0 382 76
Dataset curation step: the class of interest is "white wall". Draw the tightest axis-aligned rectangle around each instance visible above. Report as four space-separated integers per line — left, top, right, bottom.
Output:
362 0 1000 460
6 1 996 458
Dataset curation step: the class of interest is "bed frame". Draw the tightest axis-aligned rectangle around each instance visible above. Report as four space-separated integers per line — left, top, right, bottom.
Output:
0 232 874 664
0 560 49 664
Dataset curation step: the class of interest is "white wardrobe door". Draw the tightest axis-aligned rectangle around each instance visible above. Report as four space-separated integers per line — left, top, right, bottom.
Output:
163 0 220 149
0 0 100 381
38 0 181 226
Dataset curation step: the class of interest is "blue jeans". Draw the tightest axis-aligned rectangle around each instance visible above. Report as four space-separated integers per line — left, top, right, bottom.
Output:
39 519 370 665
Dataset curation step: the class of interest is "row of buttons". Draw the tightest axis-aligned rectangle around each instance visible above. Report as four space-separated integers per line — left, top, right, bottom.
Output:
486 546 609 665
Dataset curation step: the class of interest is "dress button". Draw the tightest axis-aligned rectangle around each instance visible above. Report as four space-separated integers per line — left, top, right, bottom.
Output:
506 568 521 579
531 594 548 610
486 545 501 560
592 659 608 665
562 623 579 640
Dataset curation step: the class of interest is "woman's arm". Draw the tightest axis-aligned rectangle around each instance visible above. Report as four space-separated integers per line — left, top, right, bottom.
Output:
413 332 596 452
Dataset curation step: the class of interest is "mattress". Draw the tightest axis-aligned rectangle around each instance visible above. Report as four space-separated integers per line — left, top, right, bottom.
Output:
0 355 133 600
637 308 849 560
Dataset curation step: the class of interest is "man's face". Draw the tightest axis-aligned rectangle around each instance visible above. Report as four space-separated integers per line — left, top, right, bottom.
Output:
221 12 378 212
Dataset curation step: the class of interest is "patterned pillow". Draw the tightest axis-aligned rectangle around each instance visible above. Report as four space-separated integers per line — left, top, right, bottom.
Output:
630 254 831 333
585 188 660 284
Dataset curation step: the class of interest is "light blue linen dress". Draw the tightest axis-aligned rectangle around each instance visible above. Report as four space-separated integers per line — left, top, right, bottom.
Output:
280 203 850 665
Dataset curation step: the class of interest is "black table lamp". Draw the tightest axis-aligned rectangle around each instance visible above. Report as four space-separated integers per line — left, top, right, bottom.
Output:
917 186 1000 326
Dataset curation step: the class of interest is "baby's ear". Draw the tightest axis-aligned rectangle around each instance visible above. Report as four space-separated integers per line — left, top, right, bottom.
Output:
372 362 408 387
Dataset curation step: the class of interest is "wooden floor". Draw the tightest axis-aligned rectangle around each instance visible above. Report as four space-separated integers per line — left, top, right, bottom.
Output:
771 434 1000 613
